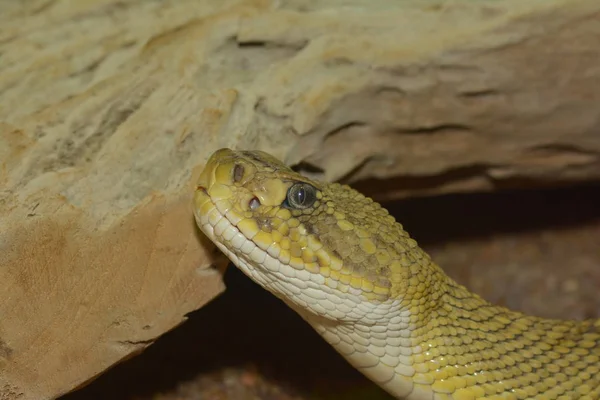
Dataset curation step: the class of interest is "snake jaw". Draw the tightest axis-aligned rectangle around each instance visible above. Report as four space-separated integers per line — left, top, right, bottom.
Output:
194 149 401 324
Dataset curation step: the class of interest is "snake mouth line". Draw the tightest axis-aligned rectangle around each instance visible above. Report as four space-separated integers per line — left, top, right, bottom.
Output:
195 190 377 309
197 190 396 300
196 191 395 326
195 188 400 314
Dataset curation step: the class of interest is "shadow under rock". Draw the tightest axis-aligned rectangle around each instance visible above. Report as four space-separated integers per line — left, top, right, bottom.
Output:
384 183 600 246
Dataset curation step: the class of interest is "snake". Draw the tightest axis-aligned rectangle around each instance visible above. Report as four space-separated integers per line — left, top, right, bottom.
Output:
193 148 600 400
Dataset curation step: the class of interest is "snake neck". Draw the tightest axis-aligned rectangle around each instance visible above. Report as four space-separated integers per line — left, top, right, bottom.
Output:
303 263 600 400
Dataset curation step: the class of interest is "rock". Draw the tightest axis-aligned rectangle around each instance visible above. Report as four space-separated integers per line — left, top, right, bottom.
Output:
1 0 599 399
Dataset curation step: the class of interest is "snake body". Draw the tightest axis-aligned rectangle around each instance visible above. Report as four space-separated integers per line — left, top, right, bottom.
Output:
194 148 600 400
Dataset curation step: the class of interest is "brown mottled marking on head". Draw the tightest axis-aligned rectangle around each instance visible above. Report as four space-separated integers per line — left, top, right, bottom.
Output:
302 220 318 235
331 248 343 261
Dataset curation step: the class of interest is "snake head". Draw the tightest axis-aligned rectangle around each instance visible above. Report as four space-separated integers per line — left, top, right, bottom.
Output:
194 149 427 326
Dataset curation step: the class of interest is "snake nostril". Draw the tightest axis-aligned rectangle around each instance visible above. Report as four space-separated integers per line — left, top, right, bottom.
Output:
233 163 244 183
249 197 261 210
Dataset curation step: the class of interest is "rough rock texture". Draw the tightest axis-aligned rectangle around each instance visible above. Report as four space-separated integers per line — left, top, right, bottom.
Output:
1 0 600 399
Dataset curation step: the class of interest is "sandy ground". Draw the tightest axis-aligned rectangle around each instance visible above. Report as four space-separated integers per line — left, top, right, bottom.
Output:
63 184 600 400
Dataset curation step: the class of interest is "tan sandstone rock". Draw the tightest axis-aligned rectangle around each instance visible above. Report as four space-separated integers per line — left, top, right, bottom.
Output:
1 0 599 399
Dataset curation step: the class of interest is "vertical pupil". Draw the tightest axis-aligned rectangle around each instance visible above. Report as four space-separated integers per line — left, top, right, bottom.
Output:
296 187 305 204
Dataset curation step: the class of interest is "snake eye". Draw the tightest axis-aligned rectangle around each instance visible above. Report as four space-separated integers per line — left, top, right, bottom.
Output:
284 183 317 209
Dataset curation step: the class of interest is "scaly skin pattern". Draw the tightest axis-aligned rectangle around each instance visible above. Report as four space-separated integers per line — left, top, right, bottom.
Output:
193 148 600 400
